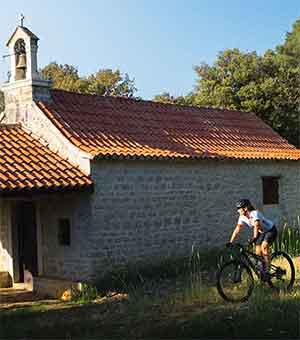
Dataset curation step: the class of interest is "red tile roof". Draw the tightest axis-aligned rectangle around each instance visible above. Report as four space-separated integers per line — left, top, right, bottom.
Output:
0 124 93 194
36 89 300 161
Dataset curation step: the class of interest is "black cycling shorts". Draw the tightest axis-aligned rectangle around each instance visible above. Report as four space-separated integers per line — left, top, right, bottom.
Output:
255 226 277 245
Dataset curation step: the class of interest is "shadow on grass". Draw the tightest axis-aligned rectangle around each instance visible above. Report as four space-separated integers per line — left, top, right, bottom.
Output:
1 252 299 338
1 278 300 339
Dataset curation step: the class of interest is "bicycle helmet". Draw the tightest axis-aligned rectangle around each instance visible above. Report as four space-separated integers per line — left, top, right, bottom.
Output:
236 199 251 209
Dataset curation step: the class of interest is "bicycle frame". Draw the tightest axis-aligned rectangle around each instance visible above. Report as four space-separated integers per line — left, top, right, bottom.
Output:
241 250 265 279
228 244 265 279
228 243 287 281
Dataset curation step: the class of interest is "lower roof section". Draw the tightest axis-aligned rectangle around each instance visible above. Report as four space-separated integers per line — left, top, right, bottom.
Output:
0 124 93 195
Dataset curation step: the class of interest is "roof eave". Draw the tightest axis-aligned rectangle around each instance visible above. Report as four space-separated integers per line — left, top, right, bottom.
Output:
92 153 300 162
0 182 94 198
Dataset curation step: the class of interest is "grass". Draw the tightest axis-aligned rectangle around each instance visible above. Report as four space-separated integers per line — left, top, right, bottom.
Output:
0 234 299 338
272 222 300 256
2 280 299 338
95 246 220 294
1 253 300 339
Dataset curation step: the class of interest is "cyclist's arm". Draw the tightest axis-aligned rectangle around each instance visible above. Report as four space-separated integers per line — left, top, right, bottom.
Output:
229 224 243 243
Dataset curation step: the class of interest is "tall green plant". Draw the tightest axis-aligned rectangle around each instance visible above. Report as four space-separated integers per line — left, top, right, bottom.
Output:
272 224 300 256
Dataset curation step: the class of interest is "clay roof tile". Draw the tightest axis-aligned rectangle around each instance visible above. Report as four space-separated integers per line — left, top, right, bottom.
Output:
35 89 300 161
0 125 93 193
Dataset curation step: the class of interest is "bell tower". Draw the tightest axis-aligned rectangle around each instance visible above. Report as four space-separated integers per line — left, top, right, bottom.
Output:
6 15 41 83
1 17 52 123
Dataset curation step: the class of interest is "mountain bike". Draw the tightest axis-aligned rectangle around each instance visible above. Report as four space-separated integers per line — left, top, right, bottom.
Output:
216 242 295 302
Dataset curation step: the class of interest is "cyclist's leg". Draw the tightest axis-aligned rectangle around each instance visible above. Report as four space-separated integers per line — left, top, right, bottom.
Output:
255 234 268 280
255 233 264 255
261 227 277 273
255 245 262 255
261 240 270 271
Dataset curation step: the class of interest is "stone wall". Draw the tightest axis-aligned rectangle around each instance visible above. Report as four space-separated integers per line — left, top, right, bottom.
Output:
25 102 91 174
0 200 13 285
25 158 300 282
87 159 300 275
1 82 91 174
38 192 94 281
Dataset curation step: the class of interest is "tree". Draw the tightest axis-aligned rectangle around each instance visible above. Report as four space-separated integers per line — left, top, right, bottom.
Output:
41 62 87 93
194 49 262 110
193 40 300 145
153 92 195 106
87 69 137 97
41 63 137 98
276 19 300 58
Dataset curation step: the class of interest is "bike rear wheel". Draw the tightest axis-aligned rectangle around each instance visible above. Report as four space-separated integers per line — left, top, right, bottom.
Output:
217 260 254 303
269 251 295 291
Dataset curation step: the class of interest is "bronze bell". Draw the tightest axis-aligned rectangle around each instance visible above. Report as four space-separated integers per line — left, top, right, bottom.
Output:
16 53 27 69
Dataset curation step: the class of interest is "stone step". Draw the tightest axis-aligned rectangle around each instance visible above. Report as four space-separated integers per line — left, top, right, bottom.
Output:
0 291 36 304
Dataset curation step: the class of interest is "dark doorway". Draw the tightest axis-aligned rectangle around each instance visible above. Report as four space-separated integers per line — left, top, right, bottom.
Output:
16 201 38 282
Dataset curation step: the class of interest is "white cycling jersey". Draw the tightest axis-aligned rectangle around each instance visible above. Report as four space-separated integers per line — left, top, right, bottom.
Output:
237 210 274 232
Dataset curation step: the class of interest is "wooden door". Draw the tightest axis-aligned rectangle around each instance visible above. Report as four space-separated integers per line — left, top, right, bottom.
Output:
16 201 38 281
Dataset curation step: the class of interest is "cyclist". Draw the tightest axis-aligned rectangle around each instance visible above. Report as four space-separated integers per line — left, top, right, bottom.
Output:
228 199 278 279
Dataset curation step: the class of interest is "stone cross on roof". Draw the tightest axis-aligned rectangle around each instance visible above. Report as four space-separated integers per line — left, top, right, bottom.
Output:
19 14 25 27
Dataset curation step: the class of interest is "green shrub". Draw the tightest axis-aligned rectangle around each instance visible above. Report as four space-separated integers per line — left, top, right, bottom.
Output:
71 283 98 303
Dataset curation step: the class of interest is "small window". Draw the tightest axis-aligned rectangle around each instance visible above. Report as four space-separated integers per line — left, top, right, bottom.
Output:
58 218 71 246
262 177 279 205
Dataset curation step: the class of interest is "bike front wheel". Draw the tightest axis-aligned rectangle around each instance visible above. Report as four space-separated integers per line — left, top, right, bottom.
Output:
269 251 295 291
216 260 254 303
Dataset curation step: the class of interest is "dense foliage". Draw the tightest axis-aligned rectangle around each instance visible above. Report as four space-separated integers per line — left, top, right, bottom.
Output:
41 62 137 98
153 92 195 106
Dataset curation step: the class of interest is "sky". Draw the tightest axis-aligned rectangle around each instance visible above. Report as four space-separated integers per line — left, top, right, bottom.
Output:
0 0 300 99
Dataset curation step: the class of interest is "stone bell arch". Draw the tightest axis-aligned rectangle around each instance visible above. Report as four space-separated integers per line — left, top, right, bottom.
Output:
1 21 52 123
6 23 40 82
